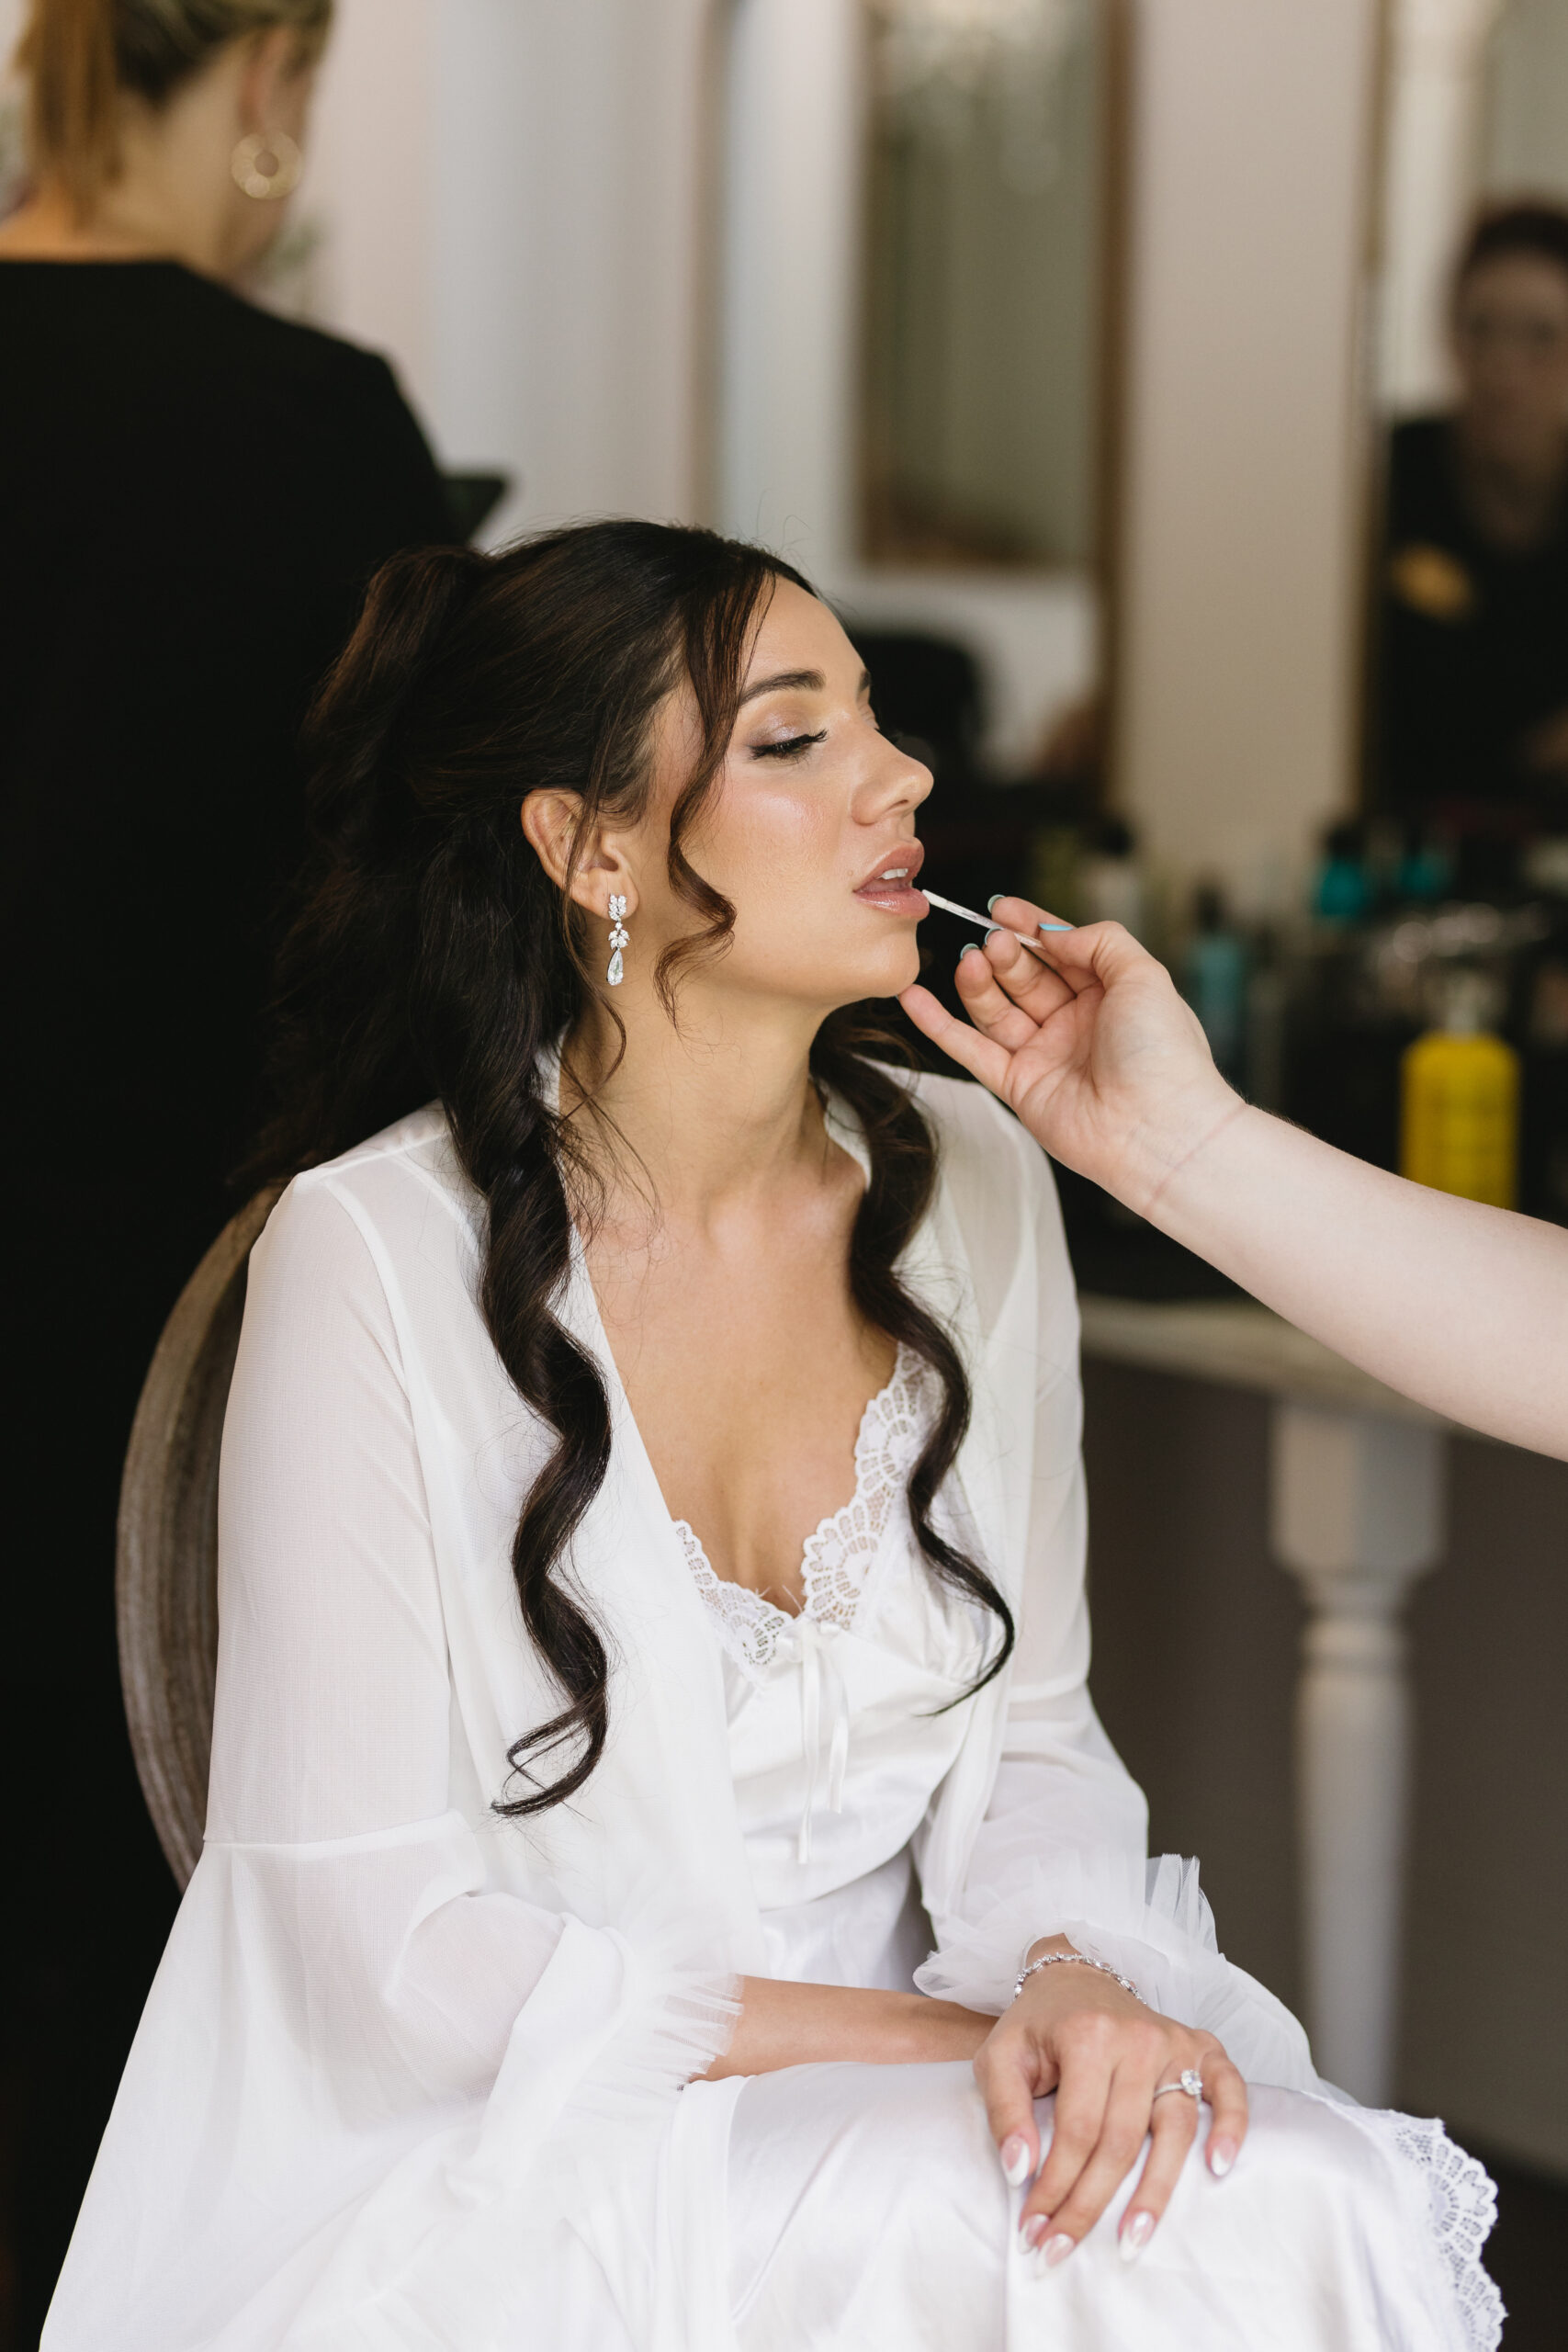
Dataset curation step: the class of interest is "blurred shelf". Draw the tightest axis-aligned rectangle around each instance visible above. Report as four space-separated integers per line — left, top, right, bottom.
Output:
1077 1293 1450 1430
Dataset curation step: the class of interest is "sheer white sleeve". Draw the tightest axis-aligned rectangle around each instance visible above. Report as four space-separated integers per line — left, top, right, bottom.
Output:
206 1169 734 2094
914 1144 1317 2091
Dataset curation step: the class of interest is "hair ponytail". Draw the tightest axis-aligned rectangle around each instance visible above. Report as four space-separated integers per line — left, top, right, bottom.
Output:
19 0 118 218
254 519 1014 1819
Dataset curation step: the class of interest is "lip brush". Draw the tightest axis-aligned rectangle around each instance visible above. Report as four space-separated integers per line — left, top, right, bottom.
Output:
920 888 1072 963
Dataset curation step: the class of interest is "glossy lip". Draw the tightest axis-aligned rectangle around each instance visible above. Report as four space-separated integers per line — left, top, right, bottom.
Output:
852 838 928 914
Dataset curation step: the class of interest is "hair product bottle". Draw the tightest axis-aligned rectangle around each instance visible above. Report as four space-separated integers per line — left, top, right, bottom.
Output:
1400 968 1519 1208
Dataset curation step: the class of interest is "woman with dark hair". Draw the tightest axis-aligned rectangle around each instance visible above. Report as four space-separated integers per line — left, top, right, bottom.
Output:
0 5 453 2317
1380 200 1568 846
49 524 1497 2350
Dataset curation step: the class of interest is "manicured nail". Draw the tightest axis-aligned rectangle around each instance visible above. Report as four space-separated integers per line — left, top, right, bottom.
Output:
1037 921 1073 933
1042 2233 1075 2270
1018 2212 1049 2255
1209 2137 1236 2178
959 941 985 960
1000 2134 1032 2188
984 925 1003 944
987 894 1003 912
1119 2210 1156 2264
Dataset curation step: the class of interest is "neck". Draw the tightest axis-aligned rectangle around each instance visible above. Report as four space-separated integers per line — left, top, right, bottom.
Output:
0 174 230 277
563 991 838 1227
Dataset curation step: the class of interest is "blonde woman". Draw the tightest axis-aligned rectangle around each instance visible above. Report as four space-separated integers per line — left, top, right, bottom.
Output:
0 5 451 2331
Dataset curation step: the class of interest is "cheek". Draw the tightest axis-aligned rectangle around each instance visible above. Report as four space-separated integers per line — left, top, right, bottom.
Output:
702 776 842 909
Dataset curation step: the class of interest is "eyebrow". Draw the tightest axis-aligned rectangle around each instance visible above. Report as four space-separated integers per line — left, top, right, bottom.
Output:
738 665 872 707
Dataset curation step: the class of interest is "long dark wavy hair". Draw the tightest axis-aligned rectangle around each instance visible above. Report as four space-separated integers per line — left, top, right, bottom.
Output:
253 519 1013 1816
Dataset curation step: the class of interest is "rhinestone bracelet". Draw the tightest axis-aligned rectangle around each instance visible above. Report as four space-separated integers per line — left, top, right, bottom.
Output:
1010 1949 1144 2006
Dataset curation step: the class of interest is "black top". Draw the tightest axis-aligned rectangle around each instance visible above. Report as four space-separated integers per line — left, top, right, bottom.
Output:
0 259 457 2340
1 261 453 1306
1378 414 1568 817
1 259 455 1653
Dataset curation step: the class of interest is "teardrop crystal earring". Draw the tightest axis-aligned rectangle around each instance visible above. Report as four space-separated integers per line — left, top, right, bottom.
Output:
606 896 629 987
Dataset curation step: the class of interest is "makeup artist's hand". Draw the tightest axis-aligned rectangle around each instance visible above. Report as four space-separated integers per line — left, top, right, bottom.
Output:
900 904 1241 1217
906 900 1568 1461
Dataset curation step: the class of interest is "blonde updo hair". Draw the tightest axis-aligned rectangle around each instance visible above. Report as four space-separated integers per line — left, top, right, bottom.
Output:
17 0 333 217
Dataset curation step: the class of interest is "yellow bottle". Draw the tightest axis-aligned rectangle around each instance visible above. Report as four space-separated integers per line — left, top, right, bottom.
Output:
1400 972 1519 1209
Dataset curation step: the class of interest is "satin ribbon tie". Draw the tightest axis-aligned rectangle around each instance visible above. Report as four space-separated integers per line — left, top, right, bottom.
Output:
796 1617 851 1864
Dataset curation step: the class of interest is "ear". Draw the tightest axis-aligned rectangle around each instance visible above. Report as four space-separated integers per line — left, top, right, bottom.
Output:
521 791 638 918
238 23 314 132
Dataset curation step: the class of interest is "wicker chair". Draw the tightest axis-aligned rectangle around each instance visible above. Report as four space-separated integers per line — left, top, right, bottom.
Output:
116 1190 278 1887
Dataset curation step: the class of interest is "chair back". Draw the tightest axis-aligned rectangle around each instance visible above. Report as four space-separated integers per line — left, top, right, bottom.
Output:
117 1190 278 1887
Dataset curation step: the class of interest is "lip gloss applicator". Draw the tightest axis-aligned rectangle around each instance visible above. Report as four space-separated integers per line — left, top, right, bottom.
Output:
920 888 1073 964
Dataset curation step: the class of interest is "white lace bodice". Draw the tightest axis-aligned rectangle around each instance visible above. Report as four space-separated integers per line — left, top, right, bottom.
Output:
671 1343 935 1678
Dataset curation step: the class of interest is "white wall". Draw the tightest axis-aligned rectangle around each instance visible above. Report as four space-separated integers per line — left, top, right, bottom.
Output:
1485 0 1568 198
1113 0 1382 904
307 0 712 544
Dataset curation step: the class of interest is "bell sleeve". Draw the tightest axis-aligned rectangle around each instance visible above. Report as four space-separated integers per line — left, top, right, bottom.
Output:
47 1172 735 2352
913 1139 1317 2093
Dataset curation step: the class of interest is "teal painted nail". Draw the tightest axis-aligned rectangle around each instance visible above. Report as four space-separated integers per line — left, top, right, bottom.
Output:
984 926 1003 943
1038 922 1073 933
987 894 1002 913
959 941 985 958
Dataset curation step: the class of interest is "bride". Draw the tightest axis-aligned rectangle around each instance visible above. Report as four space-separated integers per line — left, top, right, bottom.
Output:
47 521 1498 2351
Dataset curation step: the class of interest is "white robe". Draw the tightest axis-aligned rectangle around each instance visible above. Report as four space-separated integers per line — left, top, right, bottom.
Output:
42 1073 1501 2351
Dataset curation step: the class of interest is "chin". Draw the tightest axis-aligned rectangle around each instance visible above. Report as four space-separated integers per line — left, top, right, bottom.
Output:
817 935 922 1009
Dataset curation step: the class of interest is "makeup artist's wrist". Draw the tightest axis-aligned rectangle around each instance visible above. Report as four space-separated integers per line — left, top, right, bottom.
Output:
1122 1083 1248 1223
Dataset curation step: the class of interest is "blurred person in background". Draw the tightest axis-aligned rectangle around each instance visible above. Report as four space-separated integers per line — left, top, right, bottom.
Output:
1379 202 1568 868
0 0 453 2332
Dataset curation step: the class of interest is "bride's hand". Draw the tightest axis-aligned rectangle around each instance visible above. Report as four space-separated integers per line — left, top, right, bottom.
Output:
900 906 1243 1217
973 1955 1248 2267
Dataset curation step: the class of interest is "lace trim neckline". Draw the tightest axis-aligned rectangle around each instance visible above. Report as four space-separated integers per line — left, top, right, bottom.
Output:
673 1343 933 1679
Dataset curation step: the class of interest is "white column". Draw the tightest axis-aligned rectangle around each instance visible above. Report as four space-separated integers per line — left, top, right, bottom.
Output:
1269 1401 1447 2104
1377 0 1506 412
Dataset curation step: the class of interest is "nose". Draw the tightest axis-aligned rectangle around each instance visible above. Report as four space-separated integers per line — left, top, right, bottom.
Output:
858 730 933 821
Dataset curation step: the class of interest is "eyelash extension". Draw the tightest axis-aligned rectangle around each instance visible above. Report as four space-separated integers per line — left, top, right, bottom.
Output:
751 729 828 761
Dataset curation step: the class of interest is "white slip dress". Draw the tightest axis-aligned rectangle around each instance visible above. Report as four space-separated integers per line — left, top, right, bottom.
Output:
675 1347 1504 2352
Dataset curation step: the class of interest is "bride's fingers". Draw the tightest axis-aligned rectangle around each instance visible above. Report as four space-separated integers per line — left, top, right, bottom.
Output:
975 2043 1043 2195
1031 2067 1163 2255
897 985 1013 1095
1199 2052 1248 2175
1020 2061 1110 2245
1118 2090 1201 2254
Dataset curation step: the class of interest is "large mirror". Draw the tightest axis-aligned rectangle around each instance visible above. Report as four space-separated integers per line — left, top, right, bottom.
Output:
860 0 1107 572
717 0 1122 827
1307 0 1568 1214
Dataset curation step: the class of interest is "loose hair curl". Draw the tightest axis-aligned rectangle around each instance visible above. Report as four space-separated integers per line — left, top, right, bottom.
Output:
254 520 1012 1816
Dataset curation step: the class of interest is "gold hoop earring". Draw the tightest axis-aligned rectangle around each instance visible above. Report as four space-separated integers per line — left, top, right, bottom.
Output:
231 130 303 202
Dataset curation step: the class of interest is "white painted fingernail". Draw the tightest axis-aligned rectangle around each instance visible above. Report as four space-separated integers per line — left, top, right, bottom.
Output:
1042 2233 1075 2271
1119 2210 1156 2264
1000 2134 1032 2188
1018 2212 1048 2256
1209 2137 1236 2178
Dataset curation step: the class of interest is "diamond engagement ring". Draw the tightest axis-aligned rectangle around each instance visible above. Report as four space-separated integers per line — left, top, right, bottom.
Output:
1152 2069 1205 2105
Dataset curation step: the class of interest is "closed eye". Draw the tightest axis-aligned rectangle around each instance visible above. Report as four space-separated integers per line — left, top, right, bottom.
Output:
751 729 828 761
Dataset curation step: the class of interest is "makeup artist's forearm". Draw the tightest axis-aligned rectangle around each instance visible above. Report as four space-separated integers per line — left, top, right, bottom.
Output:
1147 1104 1568 1458
704 1978 993 2079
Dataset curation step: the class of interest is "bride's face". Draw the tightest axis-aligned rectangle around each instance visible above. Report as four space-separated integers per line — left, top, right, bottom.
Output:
637 580 934 1012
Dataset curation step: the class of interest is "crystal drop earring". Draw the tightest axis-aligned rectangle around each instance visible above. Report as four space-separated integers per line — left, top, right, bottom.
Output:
606 895 629 987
